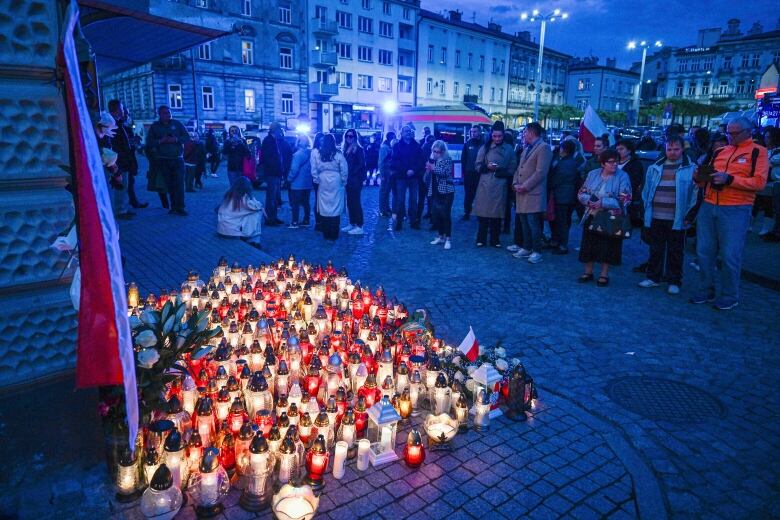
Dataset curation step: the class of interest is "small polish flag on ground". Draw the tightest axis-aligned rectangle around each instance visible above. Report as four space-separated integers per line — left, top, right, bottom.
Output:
457 326 479 362
579 105 608 153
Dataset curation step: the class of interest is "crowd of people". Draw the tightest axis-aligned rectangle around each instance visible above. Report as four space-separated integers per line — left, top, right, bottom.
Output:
96 101 777 311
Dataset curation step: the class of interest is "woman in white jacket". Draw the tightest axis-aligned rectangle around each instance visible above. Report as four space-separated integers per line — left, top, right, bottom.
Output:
217 176 264 247
312 133 348 241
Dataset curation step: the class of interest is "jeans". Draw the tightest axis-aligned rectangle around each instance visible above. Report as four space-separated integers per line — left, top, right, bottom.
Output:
477 217 501 246
647 218 685 285
519 212 544 253
379 170 392 214
265 176 281 223
551 203 574 249
431 192 454 237
158 158 185 211
463 170 479 216
290 189 311 224
696 202 751 304
111 170 130 215
346 183 364 226
393 176 419 226
513 213 524 246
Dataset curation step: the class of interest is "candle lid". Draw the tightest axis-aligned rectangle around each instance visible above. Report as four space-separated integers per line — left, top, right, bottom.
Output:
250 432 269 453
150 463 173 490
200 447 220 473
164 428 183 452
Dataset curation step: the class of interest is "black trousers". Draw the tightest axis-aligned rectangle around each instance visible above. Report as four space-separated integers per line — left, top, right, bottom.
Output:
209 155 220 174
313 183 321 227
431 192 454 237
646 218 685 285
477 217 501 246
127 172 142 206
503 181 514 232
551 203 574 249
346 183 364 226
463 170 479 216
158 158 185 211
320 215 340 240
290 189 311 224
416 176 430 220
265 176 281 222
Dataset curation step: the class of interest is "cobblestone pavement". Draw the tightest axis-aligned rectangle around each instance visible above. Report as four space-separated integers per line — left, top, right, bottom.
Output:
54 159 780 519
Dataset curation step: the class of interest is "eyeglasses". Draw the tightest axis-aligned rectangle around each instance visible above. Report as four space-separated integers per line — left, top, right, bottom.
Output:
603 160 617 165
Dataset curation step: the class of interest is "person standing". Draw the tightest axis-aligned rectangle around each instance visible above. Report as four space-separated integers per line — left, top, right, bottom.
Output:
365 134 380 186
461 126 483 220
108 100 147 210
419 134 435 222
312 134 348 241
472 121 518 248
287 135 313 228
512 122 553 263
311 132 325 230
378 131 395 217
223 126 250 187
261 122 285 226
427 140 455 250
389 126 425 231
205 129 220 177
146 105 190 216
762 127 780 242
342 129 367 235
691 117 769 310
183 133 207 191
548 139 580 255
616 139 645 228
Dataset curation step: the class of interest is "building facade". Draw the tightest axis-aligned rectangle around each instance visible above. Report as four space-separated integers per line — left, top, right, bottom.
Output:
102 0 309 133
639 19 780 110
565 57 640 113
307 0 420 133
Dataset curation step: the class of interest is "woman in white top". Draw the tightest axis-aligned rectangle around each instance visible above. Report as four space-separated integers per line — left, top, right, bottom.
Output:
216 176 263 247
312 133 348 241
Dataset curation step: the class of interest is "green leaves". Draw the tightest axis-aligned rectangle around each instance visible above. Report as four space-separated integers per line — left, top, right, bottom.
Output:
191 345 214 361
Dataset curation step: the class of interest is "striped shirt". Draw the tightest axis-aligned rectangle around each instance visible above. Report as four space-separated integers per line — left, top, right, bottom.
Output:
652 162 678 221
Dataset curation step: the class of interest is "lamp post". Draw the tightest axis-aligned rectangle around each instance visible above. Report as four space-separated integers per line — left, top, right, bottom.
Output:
521 9 569 122
628 40 662 125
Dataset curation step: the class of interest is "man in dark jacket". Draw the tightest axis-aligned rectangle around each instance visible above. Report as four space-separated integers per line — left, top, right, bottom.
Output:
146 105 190 216
461 125 483 220
418 134 435 221
390 125 425 230
108 99 146 212
204 129 220 176
261 122 285 225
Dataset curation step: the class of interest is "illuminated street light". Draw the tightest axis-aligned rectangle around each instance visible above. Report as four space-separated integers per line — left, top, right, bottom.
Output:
382 100 398 114
628 39 663 125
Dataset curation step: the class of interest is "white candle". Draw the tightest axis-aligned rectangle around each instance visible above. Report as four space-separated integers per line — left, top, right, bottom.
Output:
200 471 219 505
333 441 348 479
341 425 355 447
356 439 370 471
380 425 392 452
279 453 295 484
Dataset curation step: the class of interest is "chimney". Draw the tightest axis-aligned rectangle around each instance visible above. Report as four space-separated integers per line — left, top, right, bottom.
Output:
448 10 461 22
606 58 616 68
725 18 741 35
697 28 721 47
747 21 763 35
487 21 502 32
515 31 531 42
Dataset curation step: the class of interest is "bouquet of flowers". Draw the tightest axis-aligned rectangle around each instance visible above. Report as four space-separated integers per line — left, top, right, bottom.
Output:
439 341 525 402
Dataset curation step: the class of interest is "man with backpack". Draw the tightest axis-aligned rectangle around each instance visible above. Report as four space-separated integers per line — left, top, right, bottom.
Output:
690 117 768 310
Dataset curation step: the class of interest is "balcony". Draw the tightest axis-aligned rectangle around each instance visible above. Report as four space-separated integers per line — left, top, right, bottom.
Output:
310 50 338 68
710 93 732 100
398 37 415 51
309 81 339 99
398 64 414 77
311 17 338 36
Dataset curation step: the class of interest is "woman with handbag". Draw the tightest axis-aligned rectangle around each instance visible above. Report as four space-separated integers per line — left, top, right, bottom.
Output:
223 125 250 187
577 149 632 287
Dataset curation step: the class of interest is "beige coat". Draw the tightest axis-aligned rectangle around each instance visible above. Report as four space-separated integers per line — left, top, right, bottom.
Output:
472 142 518 219
513 140 553 214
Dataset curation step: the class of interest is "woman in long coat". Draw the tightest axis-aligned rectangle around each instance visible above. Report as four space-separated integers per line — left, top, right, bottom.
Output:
472 121 518 247
312 134 348 241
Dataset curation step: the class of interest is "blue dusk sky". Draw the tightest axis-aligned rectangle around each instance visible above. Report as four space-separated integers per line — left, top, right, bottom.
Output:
420 0 780 68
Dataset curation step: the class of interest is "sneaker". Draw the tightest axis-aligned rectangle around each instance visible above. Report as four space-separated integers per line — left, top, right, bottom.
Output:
513 248 531 258
493 243 502 248
689 292 716 304
341 224 353 232
476 242 485 247
444 239 451 250
713 299 739 310
527 252 543 264
667 284 680 295
288 223 299 229
638 279 660 288
430 237 444 245
688 260 701 272
506 244 521 252
348 226 364 235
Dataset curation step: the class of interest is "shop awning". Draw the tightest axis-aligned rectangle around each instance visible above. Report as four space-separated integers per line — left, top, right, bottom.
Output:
78 0 232 75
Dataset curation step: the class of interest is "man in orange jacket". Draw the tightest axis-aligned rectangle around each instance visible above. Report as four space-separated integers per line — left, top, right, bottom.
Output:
690 117 768 310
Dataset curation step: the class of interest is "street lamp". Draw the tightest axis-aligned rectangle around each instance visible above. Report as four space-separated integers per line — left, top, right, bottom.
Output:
628 40 662 125
521 9 569 122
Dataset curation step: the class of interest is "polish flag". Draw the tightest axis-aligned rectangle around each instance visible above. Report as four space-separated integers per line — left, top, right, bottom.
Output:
61 1 138 449
579 106 608 153
457 327 479 362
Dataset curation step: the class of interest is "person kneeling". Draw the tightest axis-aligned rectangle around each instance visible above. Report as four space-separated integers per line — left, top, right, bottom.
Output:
217 176 264 247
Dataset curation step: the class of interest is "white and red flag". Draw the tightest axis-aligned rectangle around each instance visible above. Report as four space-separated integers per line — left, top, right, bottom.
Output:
579 105 609 153
457 326 479 362
60 1 138 448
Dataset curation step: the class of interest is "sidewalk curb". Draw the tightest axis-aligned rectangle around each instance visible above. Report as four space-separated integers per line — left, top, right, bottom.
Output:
541 388 668 520
741 268 780 292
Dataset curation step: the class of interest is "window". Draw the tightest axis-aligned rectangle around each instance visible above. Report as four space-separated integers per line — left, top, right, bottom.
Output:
751 53 760 68
500 60 505 74
398 77 412 92
383 1 390 14
201 86 214 110
337 42 352 59
379 21 393 37
703 57 713 71
358 16 372 33
736 80 747 94
741 54 749 68
279 5 291 24
492 58 496 73
378 77 392 92
358 46 372 62
498 88 503 102
194 0 208 7
577 79 585 91
361 0 370 8
426 78 432 94
279 47 292 69
198 42 212 60
357 74 373 90
479 55 484 71
337 11 352 29
403 7 410 20
467 53 473 69
244 89 255 112
338 71 353 88
719 81 728 94
701 80 710 95
477 85 483 100
490 87 495 101
242 41 254 65
440 47 446 64
167 84 182 109
465 83 471 95
241 0 251 16
316 70 329 83
398 52 412 66
378 49 392 65
675 82 683 96
427 45 434 63
315 5 327 18
687 82 696 96
281 92 294 114
453 81 459 97
439 80 446 96
723 55 732 70
455 50 461 67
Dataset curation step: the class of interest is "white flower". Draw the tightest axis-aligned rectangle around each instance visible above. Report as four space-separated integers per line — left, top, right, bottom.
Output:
467 365 477 375
511 357 521 366
452 356 462 366
454 371 465 382
495 347 506 358
135 330 157 348
137 348 160 368
465 378 477 393
495 358 509 372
